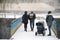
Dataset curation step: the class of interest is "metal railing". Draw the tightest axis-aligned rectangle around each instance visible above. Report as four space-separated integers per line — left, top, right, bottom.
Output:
10 17 22 30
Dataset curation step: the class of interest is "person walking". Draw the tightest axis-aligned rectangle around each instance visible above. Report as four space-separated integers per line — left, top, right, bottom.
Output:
28 11 36 31
22 11 28 32
46 11 54 36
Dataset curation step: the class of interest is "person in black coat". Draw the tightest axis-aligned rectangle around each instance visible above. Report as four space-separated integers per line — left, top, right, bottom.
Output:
22 11 28 32
46 11 54 36
28 11 36 31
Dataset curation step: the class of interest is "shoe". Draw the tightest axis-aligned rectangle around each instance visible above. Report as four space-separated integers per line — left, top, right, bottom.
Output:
31 29 33 31
24 29 27 32
48 34 51 36
25 30 27 32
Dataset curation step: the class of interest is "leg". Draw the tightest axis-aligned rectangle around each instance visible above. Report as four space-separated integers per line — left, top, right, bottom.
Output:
33 20 34 29
24 23 27 31
30 20 33 31
48 25 51 36
24 24 25 30
31 20 34 31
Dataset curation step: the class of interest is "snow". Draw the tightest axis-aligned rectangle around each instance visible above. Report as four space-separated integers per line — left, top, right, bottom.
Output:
11 19 59 40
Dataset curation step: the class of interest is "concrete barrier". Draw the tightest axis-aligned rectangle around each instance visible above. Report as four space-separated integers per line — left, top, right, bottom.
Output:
11 18 22 36
0 18 22 39
52 18 60 39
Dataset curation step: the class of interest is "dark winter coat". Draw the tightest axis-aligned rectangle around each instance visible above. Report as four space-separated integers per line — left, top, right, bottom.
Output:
28 13 36 20
22 13 28 24
46 15 54 26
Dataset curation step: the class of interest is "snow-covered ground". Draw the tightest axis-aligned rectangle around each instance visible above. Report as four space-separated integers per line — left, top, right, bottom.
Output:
11 17 59 40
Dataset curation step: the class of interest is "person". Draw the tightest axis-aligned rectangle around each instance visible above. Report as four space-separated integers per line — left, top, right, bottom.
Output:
28 11 36 31
22 11 28 32
46 11 54 36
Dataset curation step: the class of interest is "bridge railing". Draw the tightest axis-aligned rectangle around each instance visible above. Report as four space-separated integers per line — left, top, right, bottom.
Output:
52 18 60 39
10 17 22 36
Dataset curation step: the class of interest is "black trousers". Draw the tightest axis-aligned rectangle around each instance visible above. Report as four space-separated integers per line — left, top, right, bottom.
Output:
24 23 27 30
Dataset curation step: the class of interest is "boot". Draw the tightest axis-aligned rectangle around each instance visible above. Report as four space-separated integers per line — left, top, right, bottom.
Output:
48 34 51 36
24 29 27 32
31 28 33 31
